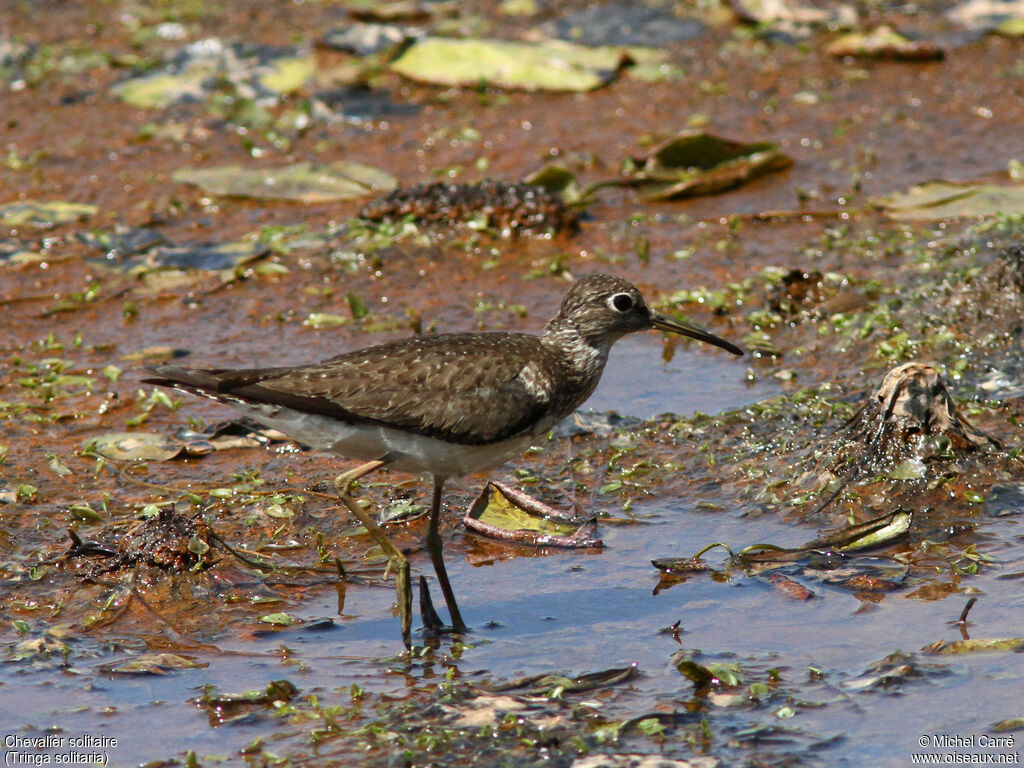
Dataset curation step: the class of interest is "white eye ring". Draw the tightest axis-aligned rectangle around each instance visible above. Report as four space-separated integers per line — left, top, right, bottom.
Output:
609 293 634 312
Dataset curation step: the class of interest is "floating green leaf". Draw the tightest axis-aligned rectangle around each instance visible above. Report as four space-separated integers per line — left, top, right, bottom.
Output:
46 453 73 478
259 612 296 626
0 243 45 265
391 37 659 92
200 679 298 708
999 17 1024 35
173 161 396 202
112 72 204 109
732 0 857 30
822 26 944 60
874 181 1024 219
11 634 70 661
0 200 98 228
92 239 269 276
523 164 579 196
490 665 637 696
120 346 187 362
923 638 1024 655
303 312 349 329
842 650 946 691
111 40 316 109
83 432 185 461
376 498 425 524
69 503 103 523
677 658 743 688
258 56 317 94
103 653 208 675
346 291 370 320
948 0 1024 36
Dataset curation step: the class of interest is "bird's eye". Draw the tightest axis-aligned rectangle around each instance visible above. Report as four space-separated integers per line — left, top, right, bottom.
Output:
611 293 634 312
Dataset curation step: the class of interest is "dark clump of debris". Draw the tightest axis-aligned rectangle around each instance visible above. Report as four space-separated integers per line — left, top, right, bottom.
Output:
764 268 826 318
359 180 579 236
64 507 217 576
994 243 1024 296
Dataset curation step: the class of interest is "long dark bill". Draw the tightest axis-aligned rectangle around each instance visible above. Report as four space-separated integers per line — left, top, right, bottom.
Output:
650 310 744 356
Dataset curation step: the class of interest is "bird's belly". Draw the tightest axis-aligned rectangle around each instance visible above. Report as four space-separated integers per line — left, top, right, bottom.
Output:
370 429 535 477
235 403 535 478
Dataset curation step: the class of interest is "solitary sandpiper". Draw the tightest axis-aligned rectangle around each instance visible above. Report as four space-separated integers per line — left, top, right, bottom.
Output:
143 274 742 648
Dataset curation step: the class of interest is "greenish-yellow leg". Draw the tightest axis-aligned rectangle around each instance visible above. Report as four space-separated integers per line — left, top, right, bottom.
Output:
334 460 412 650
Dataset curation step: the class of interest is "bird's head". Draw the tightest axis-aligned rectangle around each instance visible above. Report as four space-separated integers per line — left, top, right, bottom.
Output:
546 274 743 355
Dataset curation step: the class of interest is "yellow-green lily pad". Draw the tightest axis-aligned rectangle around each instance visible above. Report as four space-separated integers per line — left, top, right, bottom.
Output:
948 0 1024 35
111 40 316 109
676 658 743 688
200 679 298 708
111 72 207 109
259 612 297 626
0 200 98 228
0 243 46 264
923 637 1024 655
258 56 317 93
991 717 1024 731
822 26 945 60
173 161 396 202
998 16 1024 35
11 634 72 661
84 432 185 461
874 181 1024 219
391 37 659 92
103 653 208 675
732 0 857 27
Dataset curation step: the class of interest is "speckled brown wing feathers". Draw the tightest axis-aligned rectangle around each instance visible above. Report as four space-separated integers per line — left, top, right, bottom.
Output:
143 334 559 445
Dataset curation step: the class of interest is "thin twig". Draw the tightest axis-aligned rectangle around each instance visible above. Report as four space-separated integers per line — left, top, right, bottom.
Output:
956 597 977 625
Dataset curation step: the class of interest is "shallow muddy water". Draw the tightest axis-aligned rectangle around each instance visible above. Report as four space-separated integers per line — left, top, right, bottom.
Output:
584 335 778 418
4 495 1022 767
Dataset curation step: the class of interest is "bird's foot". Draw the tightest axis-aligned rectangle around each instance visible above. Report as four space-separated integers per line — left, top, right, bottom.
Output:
419 575 469 636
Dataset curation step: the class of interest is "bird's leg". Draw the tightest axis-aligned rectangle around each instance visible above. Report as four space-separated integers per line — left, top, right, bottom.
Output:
334 459 412 650
418 575 445 634
425 478 467 633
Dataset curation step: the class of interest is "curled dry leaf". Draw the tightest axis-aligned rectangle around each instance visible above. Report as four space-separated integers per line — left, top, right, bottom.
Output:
463 481 603 548
625 131 793 201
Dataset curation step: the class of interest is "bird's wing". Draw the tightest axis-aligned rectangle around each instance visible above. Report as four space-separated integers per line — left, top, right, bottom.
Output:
143 334 559 445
